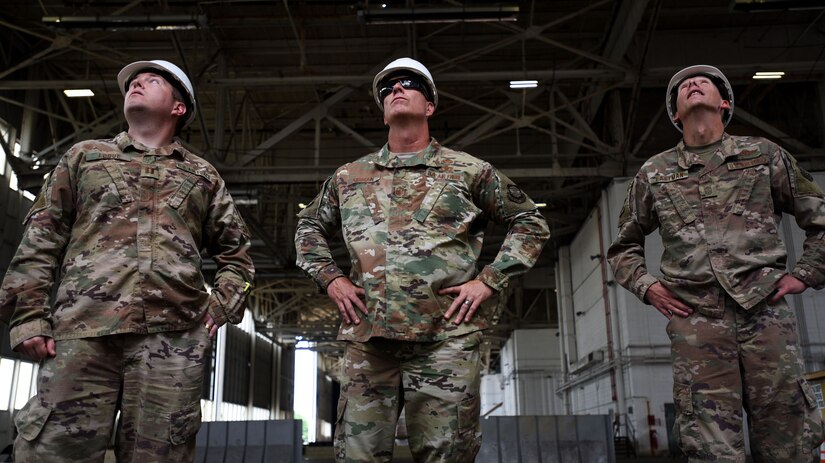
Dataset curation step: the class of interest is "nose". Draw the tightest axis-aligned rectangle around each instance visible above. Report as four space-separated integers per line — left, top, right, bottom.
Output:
392 81 405 93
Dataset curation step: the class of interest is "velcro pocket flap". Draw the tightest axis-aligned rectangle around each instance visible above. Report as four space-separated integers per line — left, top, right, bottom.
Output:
15 399 52 442
413 180 447 223
664 184 696 225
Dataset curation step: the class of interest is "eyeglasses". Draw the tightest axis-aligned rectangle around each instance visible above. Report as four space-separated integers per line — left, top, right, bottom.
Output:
377 77 431 101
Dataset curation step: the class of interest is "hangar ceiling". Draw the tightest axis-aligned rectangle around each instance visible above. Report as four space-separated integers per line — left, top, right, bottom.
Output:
2 0 825 371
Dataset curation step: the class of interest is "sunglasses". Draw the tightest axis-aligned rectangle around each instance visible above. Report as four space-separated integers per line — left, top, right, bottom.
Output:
377 77 431 101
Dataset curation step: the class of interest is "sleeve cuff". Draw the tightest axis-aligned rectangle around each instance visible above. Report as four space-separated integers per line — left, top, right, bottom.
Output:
791 265 824 290
207 297 230 326
317 265 346 289
477 266 507 292
10 318 52 350
633 273 660 304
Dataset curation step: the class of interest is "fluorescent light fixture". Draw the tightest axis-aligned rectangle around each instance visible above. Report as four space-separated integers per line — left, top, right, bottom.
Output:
752 71 784 80
43 15 206 31
732 0 825 12
63 89 94 97
358 6 519 24
298 203 307 209
234 198 258 206
510 80 538 89
535 202 547 208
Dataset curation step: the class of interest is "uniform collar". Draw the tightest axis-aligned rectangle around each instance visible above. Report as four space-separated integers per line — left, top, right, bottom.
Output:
675 132 734 169
375 138 442 168
115 131 187 159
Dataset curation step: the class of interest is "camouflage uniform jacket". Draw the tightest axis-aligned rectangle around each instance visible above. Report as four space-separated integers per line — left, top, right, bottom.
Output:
0 132 255 349
608 133 825 317
295 139 550 341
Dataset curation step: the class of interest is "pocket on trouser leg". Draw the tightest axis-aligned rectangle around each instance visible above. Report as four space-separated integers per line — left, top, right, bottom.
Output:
13 398 52 463
672 383 702 454
14 396 52 463
15 398 52 442
451 395 481 463
333 396 348 462
799 378 825 451
136 400 201 461
674 382 745 461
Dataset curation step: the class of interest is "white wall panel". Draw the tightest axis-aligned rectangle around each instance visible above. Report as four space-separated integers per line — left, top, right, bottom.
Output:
497 329 563 416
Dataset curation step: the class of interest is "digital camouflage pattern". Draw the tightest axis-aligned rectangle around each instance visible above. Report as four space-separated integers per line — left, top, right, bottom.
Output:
608 134 825 459
334 332 483 463
608 134 825 315
668 296 822 462
0 131 255 349
13 325 209 462
295 139 550 342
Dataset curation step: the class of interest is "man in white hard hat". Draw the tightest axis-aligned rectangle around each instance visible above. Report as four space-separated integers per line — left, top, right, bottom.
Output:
295 57 550 462
0 60 254 462
608 65 825 460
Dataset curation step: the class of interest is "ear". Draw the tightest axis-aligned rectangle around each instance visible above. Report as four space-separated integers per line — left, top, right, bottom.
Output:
425 101 435 118
172 101 187 118
720 99 731 110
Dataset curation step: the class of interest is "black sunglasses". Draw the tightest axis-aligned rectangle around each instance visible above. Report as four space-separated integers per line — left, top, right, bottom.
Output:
377 77 432 102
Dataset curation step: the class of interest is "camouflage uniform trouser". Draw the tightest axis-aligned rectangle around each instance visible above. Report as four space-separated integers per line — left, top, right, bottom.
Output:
13 324 210 463
334 331 483 463
667 294 824 462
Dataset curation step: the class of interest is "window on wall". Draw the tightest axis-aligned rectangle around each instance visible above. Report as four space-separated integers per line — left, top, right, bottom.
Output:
14 362 34 409
0 358 14 410
0 120 8 177
0 119 34 200
0 357 38 411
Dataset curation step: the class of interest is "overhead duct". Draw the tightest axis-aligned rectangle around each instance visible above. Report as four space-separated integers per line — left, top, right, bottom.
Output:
42 15 207 31
357 5 519 24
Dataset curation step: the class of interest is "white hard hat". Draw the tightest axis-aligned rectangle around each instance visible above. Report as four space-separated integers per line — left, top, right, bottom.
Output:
118 59 197 129
372 57 438 110
665 64 734 132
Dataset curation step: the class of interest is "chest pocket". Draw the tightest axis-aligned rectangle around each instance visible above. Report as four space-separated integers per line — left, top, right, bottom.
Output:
168 163 212 210
341 178 383 228
726 156 768 215
82 153 134 210
653 181 696 235
413 180 480 238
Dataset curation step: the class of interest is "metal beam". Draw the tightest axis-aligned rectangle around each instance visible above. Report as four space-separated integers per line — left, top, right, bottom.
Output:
325 114 378 150
0 68 628 90
233 88 354 166
734 107 813 154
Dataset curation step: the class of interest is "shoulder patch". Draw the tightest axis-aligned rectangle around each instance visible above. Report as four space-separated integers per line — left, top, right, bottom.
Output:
507 184 527 204
783 153 823 198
